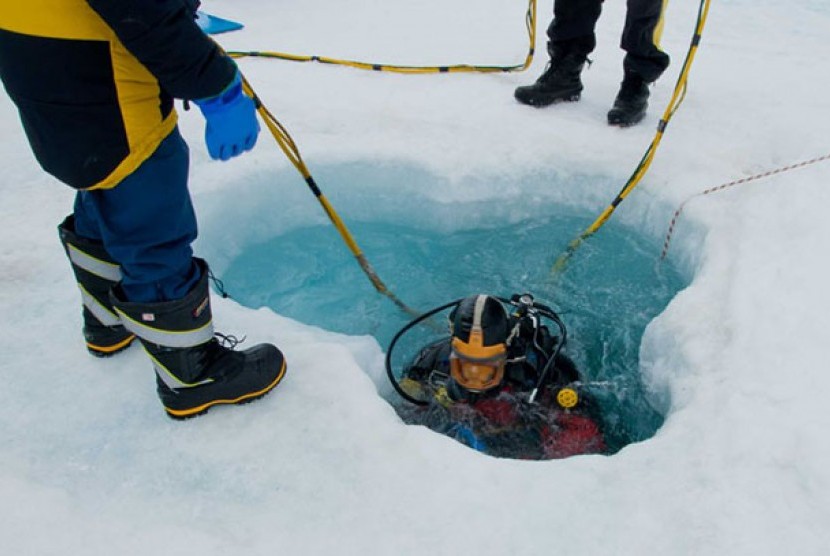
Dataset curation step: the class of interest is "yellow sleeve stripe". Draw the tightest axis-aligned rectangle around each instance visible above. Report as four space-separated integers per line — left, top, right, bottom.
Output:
1 0 112 41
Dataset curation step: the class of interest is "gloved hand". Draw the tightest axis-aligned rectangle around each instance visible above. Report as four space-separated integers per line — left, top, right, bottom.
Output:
194 71 260 161
452 424 488 453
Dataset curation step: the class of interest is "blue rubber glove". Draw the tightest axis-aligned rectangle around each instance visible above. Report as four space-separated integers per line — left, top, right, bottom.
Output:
194 71 260 161
453 425 488 453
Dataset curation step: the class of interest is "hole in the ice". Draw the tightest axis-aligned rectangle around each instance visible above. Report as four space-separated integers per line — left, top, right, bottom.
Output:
214 161 689 459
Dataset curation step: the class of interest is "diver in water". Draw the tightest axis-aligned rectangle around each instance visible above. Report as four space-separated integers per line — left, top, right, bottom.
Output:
389 293 606 459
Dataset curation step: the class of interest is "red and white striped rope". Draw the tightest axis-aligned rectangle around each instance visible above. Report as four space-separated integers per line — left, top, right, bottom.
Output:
660 153 830 260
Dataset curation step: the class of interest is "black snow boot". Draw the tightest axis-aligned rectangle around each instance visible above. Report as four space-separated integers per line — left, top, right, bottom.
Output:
110 258 286 420
607 73 650 127
514 46 587 107
58 215 136 357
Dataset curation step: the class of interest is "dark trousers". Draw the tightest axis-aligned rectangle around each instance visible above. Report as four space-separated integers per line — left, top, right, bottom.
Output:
547 0 670 83
73 127 201 303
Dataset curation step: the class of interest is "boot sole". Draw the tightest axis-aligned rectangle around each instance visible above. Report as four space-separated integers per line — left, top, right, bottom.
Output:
87 335 136 358
515 92 581 107
607 116 645 128
163 358 288 421
607 107 647 127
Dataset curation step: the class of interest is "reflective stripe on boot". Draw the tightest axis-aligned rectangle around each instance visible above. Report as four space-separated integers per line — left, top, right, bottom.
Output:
58 215 135 357
111 258 286 419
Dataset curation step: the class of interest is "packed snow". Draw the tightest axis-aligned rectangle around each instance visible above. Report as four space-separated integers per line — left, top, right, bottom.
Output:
1 1 828 554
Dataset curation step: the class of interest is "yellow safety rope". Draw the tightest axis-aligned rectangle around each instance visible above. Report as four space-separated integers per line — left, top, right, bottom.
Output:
239 73 421 318
551 0 712 276
213 3 537 320
228 0 537 74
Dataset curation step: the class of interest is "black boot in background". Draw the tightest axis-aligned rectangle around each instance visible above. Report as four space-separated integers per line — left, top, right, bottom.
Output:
58 215 135 357
111 258 286 420
607 73 650 127
514 46 587 107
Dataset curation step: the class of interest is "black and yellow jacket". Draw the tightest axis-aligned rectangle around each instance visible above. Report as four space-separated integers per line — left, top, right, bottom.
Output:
0 0 235 190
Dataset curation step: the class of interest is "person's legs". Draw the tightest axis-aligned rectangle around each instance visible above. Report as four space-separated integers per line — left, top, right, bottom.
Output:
608 0 670 126
547 0 604 56
60 128 286 417
75 128 200 303
620 0 670 83
72 127 287 419
60 128 196 355
515 0 603 107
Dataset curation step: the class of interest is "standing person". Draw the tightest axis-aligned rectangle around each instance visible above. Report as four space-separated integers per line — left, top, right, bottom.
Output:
514 0 670 127
0 0 286 419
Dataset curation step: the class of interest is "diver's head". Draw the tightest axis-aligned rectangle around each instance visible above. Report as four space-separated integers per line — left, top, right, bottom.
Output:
449 294 509 393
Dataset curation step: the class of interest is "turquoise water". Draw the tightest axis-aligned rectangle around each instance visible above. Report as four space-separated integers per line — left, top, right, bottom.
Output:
220 182 687 452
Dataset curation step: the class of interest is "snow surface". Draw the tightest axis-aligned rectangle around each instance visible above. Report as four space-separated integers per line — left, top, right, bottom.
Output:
2 1 829 554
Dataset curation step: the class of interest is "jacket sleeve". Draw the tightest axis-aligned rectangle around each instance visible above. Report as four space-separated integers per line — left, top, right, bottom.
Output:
85 0 235 100
403 339 451 382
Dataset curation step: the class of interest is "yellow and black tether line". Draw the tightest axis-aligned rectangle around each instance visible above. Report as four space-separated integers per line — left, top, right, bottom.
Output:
238 74 420 318
227 0 537 74
550 0 712 276
216 2 537 320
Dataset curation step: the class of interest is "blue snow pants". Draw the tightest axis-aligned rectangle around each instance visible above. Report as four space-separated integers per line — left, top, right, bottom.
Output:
73 128 201 303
